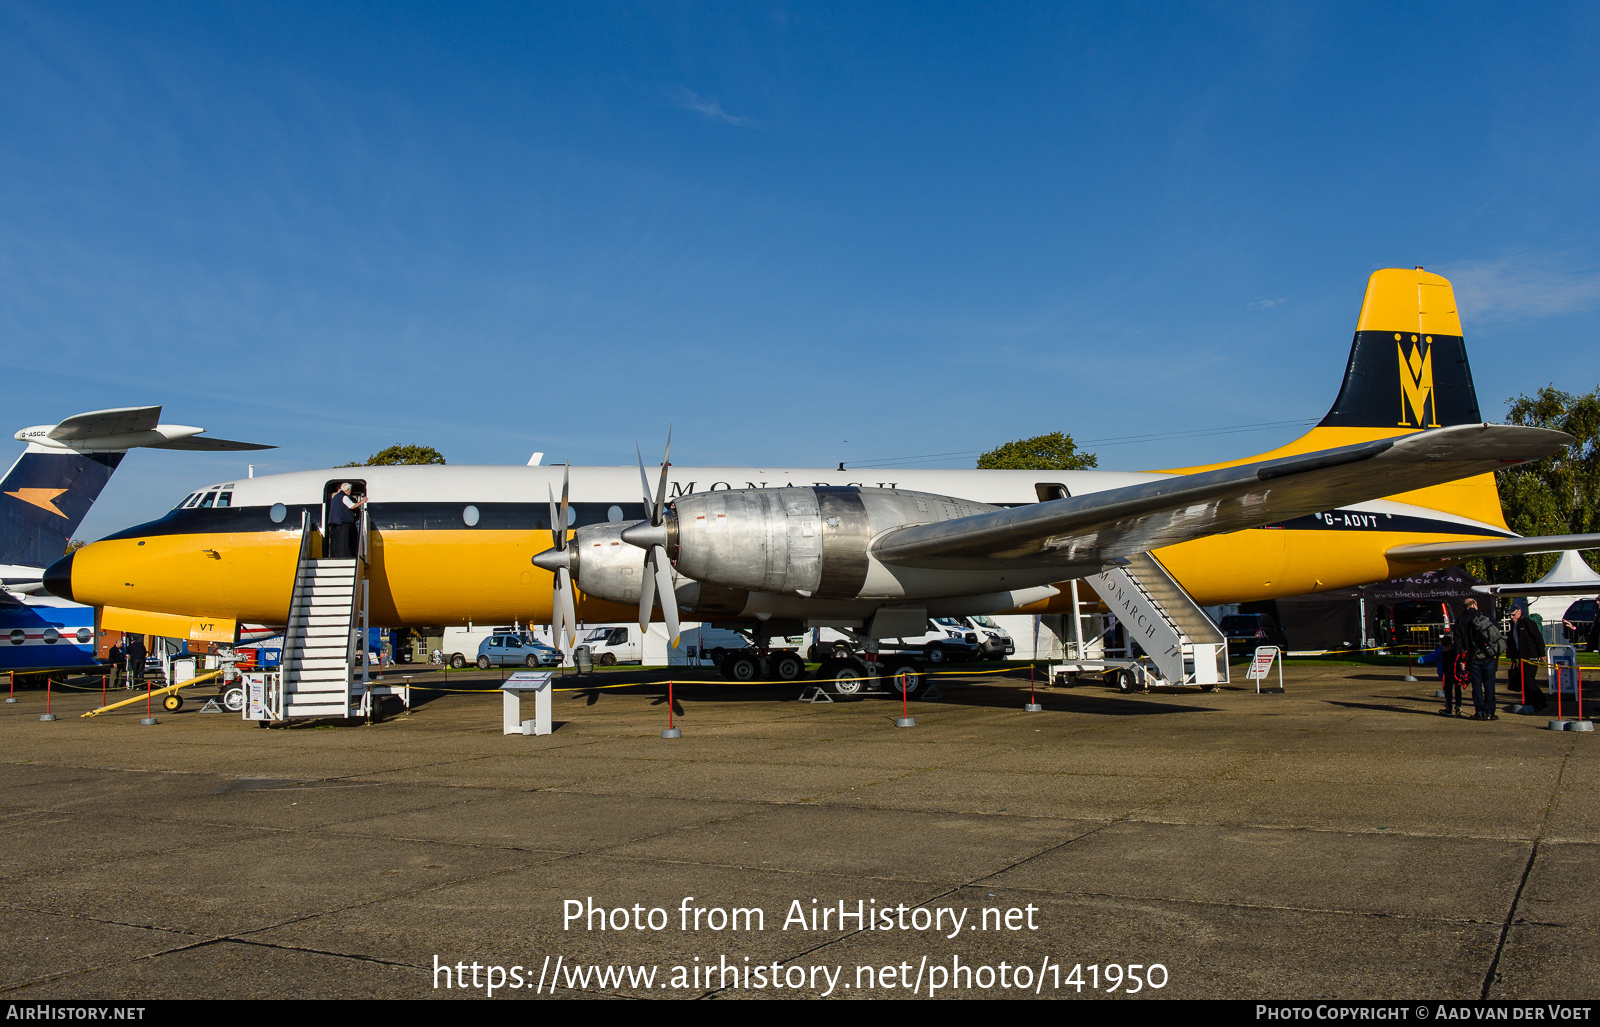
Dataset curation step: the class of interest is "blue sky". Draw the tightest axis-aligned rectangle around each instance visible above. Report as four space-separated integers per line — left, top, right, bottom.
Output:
3 2 1598 540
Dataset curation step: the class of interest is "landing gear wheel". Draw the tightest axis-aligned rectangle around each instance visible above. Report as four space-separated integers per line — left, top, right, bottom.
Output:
162 693 184 712
924 645 948 664
772 653 804 681
222 685 245 713
525 655 540 667
1115 668 1139 693
477 655 492 669
831 644 853 660
726 654 759 682
824 661 867 696
886 661 926 697
450 653 466 669
1054 672 1077 687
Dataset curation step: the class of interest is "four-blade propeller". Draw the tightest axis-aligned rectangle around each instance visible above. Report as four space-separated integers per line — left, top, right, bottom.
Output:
635 430 681 646
543 464 578 656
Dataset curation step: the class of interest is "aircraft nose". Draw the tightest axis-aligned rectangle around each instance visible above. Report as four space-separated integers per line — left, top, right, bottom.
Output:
43 551 75 602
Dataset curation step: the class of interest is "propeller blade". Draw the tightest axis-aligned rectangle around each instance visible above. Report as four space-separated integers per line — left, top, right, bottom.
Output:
652 545 680 643
557 565 577 653
651 427 673 525
638 549 656 638
636 444 654 509
547 484 561 552
558 464 570 542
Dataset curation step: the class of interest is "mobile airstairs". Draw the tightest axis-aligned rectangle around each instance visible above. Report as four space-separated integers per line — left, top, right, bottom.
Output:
246 510 410 723
1046 552 1229 693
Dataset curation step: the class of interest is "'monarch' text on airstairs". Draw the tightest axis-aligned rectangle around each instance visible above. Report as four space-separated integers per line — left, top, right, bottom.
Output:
1047 552 1229 692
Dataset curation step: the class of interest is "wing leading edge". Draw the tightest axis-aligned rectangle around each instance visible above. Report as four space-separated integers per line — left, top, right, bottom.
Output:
871 424 1571 570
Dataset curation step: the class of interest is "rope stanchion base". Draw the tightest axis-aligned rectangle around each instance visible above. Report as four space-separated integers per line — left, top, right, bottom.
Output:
660 727 682 738
4 697 16 704
1024 703 1042 712
1571 720 1595 732
38 713 56 722
139 717 159 726
894 717 915 728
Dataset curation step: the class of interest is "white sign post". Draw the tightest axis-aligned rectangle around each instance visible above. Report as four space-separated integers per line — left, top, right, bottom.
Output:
502 671 553 736
1246 646 1282 693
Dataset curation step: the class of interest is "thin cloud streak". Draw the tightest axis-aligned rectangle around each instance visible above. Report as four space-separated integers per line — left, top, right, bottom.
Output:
1439 252 1600 321
670 87 763 129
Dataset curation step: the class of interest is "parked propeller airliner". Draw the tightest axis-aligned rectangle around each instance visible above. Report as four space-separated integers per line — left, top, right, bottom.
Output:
43 270 1594 648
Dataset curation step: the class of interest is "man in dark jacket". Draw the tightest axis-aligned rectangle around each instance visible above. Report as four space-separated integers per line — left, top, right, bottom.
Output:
1507 605 1547 709
1462 597 1502 720
125 634 147 688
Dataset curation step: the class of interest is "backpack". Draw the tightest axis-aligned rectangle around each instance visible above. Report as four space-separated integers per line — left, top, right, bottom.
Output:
1470 614 1503 658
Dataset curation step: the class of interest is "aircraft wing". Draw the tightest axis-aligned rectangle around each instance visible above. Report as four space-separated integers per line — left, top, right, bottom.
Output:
47 406 162 440
871 424 1572 570
1387 534 1600 564
147 436 275 452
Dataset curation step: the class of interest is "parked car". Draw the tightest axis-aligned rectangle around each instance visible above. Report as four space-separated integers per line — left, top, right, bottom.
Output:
476 633 561 669
1220 613 1289 657
1561 598 1597 647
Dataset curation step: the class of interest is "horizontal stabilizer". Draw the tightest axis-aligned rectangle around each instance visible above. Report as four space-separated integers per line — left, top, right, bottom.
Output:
47 406 162 441
873 424 1572 570
1388 534 1600 564
148 436 275 452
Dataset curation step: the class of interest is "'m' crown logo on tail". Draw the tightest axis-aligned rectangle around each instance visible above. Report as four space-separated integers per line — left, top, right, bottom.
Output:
1397 334 1440 428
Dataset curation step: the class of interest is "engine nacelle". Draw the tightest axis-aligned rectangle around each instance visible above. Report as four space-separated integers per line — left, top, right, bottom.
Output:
659 486 996 600
567 521 648 606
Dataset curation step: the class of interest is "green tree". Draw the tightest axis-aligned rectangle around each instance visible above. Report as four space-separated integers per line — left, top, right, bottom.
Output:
342 445 447 467
977 432 1097 470
1478 384 1600 583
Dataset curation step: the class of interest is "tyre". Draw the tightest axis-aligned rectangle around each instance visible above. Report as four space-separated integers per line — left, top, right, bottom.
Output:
772 653 804 681
886 661 925 697
222 685 245 713
825 661 867 696
476 655 491 669
1116 668 1138 693
924 645 947 664
602 653 617 667
162 693 184 712
450 653 466 669
726 654 759 681
525 655 539 667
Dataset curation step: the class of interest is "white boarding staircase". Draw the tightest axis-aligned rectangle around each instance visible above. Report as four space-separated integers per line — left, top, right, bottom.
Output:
259 510 380 721
1084 552 1229 688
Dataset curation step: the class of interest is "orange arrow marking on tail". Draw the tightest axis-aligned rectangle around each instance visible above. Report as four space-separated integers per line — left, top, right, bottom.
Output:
5 488 69 517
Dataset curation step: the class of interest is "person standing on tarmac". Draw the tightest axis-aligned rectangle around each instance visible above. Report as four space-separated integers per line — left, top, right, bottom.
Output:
1461 597 1503 720
1507 604 1547 710
125 634 147 688
1419 632 1469 717
327 483 366 559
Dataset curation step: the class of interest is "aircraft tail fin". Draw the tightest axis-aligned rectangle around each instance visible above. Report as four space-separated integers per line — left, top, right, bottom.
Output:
1167 268 1507 530
1318 268 1482 430
0 449 124 570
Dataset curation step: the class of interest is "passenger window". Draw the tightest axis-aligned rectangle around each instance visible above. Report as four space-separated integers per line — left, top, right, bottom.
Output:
506 638 522 648
216 492 232 508
198 491 218 508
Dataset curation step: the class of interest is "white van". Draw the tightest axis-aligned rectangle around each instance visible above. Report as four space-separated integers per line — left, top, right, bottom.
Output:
576 625 643 665
939 615 1015 660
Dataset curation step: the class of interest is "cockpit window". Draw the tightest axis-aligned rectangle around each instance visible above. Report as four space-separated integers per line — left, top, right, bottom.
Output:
176 493 198 509
198 491 219 508
216 492 232 508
